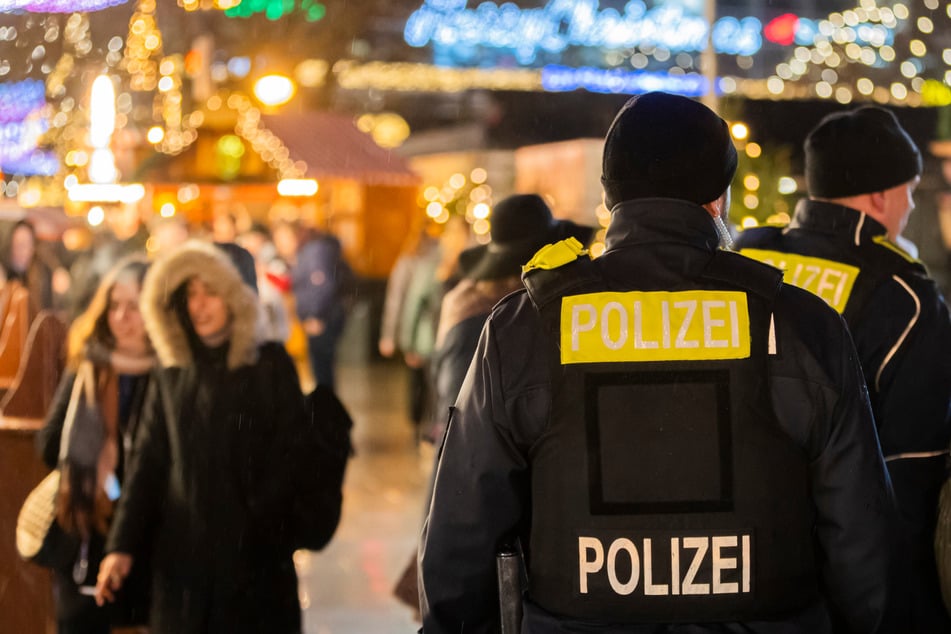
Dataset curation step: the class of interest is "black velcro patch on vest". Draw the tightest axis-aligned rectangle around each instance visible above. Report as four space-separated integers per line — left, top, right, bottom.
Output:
585 370 733 515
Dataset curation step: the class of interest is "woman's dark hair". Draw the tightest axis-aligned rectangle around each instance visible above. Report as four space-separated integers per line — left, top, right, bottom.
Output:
1 219 36 273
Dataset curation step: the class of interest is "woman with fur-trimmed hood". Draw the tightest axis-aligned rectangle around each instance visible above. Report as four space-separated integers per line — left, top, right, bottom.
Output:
93 240 309 633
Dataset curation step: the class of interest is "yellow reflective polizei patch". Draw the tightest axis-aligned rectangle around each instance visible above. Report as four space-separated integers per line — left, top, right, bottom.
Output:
560 290 751 364
740 249 859 313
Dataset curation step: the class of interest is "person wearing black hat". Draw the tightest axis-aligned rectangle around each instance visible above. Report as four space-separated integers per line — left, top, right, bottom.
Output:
419 92 891 633
736 106 951 632
429 194 593 446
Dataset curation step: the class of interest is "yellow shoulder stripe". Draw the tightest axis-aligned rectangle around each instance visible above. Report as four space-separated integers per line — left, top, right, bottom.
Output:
523 237 587 273
872 236 920 264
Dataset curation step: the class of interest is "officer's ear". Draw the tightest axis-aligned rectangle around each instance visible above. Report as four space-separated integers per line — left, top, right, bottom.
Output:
701 190 729 219
867 190 887 216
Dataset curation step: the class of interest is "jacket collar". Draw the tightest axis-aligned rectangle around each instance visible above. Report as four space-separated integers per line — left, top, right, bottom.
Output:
605 198 721 253
790 199 889 244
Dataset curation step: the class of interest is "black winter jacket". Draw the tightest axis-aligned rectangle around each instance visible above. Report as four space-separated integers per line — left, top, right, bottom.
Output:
419 199 893 634
107 343 306 634
736 200 951 630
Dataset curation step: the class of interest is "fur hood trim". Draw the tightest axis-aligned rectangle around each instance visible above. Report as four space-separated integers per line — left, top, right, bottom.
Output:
141 240 259 370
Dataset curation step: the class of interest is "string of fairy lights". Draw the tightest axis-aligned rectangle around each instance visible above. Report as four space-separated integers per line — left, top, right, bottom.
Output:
746 0 951 106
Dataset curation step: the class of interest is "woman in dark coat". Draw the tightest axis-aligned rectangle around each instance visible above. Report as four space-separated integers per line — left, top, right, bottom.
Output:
3 219 53 316
95 240 310 634
37 255 154 634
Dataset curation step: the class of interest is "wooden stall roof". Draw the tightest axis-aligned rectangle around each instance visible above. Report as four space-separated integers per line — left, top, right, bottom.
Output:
261 113 420 187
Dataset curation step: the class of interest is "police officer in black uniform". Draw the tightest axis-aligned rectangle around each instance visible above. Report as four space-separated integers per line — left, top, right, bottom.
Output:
418 92 892 633
736 106 951 631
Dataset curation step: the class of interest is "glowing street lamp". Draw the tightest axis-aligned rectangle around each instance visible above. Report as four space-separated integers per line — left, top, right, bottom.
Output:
254 74 296 107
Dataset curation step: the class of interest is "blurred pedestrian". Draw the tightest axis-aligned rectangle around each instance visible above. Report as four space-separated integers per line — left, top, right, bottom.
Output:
273 221 354 390
2 219 53 317
95 241 314 634
68 203 149 318
430 194 592 446
37 255 154 634
238 223 290 344
419 92 893 633
380 224 441 431
736 106 951 631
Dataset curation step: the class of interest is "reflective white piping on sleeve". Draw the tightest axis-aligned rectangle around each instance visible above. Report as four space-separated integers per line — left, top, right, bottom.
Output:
884 450 950 463
768 313 777 355
854 213 865 246
875 275 920 391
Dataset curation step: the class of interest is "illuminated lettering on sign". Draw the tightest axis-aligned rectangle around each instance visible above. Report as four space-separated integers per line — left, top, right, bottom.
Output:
740 249 859 313
560 290 751 364
542 65 709 96
404 0 763 63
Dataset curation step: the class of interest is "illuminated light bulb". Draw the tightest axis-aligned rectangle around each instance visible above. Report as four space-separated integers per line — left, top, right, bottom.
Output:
160 203 175 217
473 203 490 219
910 40 927 57
423 186 440 201
744 194 759 209
88 206 105 227
277 179 318 196
835 86 853 104
891 83 908 100
473 218 490 235
253 74 295 107
448 173 466 189
147 126 164 143
743 174 760 191
730 123 749 140
426 202 443 218
778 177 797 194
435 209 450 224
741 216 758 229
470 167 488 184
88 149 117 184
745 143 762 158
816 82 833 98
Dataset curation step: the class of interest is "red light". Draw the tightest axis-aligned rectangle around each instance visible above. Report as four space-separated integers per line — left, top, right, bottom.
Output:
764 13 799 46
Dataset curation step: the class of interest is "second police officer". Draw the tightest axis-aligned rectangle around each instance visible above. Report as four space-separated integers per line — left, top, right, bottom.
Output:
419 92 893 633
736 106 951 632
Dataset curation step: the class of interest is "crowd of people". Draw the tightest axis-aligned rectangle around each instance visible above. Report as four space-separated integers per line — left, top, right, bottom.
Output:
11 90 951 634
12 209 352 634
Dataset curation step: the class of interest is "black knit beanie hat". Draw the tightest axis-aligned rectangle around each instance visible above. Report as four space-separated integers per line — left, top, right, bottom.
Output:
601 92 738 209
805 106 921 198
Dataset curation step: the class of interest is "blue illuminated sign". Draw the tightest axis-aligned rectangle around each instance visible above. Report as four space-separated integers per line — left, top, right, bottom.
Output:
542 65 710 96
1 150 59 177
404 0 764 64
0 79 58 176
